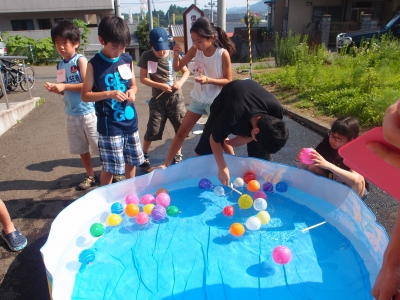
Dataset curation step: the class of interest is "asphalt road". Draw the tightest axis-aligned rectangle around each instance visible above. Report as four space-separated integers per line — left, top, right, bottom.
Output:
0 65 398 299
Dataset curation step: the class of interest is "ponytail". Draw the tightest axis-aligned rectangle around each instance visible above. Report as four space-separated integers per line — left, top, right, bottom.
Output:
214 26 236 56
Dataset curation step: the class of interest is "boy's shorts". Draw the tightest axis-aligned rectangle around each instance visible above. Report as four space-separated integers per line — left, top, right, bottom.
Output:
98 131 145 174
188 98 211 116
144 92 186 141
65 112 99 155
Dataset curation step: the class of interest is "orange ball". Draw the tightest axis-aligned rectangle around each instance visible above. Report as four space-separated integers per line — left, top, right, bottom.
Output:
230 223 245 237
247 180 260 193
243 171 256 184
156 188 169 195
125 204 139 217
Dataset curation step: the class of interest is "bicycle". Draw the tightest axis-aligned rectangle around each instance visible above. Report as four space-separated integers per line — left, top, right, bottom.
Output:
0 59 35 92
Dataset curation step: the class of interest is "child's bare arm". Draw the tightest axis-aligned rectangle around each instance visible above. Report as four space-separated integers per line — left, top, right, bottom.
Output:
172 64 190 90
173 45 195 72
126 66 137 102
139 67 172 93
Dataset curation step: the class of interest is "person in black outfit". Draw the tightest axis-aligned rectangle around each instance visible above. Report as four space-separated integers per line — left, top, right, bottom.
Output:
195 80 289 185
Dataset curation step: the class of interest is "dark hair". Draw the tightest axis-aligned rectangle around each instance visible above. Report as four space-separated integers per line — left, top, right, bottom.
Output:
331 116 359 141
50 20 80 45
98 15 131 47
190 17 236 56
255 115 289 154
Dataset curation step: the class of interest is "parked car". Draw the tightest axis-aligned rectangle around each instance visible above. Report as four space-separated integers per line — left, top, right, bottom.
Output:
0 41 7 56
336 12 400 51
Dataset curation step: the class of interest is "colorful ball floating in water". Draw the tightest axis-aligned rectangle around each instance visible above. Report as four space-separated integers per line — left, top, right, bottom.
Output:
125 204 140 217
106 214 122 227
79 249 95 265
156 192 170 207
238 194 253 209
141 194 155 205
136 212 149 225
111 202 124 214
262 182 274 193
233 177 245 188
151 205 167 221
156 187 169 196
90 223 105 237
125 194 139 205
166 205 180 217
223 205 235 217
247 180 260 193
276 181 288 192
254 191 267 200
213 186 225 197
230 223 245 236
257 211 271 224
199 178 213 189
246 216 261 231
253 198 268 211
272 245 292 265
143 204 155 215
300 148 314 165
243 171 256 184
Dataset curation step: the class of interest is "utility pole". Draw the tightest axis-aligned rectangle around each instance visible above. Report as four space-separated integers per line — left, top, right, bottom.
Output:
115 0 121 17
217 0 226 30
205 0 216 23
147 0 153 30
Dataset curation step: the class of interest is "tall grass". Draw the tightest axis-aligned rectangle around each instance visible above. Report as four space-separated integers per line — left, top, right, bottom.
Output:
257 34 400 128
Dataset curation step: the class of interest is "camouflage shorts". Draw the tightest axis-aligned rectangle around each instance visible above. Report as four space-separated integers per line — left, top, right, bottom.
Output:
144 92 186 141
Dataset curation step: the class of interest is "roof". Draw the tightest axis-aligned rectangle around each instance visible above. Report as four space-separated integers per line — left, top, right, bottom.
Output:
169 24 184 38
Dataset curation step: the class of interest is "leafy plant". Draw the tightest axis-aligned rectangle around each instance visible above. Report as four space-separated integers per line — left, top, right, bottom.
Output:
135 17 159 55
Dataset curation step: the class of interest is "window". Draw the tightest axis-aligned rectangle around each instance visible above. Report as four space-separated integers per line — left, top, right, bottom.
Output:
11 20 34 31
38 19 52 30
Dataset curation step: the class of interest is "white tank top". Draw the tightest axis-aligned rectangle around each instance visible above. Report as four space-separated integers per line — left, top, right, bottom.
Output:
190 47 225 104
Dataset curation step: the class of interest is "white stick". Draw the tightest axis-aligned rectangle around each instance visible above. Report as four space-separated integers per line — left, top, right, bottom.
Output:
301 221 327 232
229 183 243 195
156 91 164 99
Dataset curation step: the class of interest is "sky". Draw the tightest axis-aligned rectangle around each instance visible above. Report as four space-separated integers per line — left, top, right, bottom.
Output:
120 0 261 15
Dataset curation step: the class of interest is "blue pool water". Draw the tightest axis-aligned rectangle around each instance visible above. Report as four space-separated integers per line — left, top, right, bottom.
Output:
71 179 371 300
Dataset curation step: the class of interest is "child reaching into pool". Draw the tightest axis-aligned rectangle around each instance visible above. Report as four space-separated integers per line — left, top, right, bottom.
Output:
295 116 368 200
151 17 235 170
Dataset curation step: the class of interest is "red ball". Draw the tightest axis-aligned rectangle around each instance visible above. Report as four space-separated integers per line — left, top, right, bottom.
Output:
223 205 235 217
243 171 256 184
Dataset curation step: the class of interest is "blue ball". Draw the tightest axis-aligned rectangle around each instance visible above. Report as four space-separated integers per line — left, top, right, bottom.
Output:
199 178 212 189
276 181 288 192
79 249 95 265
111 202 124 214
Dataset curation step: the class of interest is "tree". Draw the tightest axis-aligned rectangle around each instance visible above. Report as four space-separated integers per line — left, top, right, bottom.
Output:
135 17 159 55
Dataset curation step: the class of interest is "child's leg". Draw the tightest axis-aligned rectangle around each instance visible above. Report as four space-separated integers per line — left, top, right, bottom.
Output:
0 199 15 234
125 164 136 179
142 140 152 154
124 131 145 178
80 152 95 176
162 111 202 167
100 171 114 186
167 93 187 161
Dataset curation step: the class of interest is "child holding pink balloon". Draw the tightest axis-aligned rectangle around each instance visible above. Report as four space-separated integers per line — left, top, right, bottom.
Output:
294 116 368 200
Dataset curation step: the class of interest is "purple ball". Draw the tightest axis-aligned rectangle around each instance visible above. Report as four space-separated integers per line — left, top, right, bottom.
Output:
151 205 166 221
199 178 212 189
262 182 274 193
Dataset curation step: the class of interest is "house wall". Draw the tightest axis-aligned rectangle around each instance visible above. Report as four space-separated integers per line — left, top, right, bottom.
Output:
0 0 113 13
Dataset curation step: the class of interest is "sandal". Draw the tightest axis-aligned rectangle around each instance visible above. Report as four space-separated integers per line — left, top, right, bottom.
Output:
1 229 27 251
140 153 151 170
173 154 183 164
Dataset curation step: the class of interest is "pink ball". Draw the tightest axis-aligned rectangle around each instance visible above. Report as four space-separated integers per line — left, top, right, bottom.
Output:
272 246 292 265
125 194 139 205
141 194 155 205
156 192 171 207
253 191 267 200
136 212 149 225
300 148 314 165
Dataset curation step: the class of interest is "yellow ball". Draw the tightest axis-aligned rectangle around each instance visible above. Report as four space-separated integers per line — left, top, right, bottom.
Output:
238 194 253 209
256 211 271 224
106 214 123 226
143 203 155 215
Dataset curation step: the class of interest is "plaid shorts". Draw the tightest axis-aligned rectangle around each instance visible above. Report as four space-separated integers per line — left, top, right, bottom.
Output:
98 131 145 174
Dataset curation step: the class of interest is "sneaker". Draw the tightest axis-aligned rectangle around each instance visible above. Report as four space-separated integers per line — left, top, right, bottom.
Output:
173 154 183 164
140 153 151 170
78 175 97 190
112 174 126 183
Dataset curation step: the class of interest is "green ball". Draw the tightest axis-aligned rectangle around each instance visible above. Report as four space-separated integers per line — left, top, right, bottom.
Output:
166 206 180 217
90 223 105 237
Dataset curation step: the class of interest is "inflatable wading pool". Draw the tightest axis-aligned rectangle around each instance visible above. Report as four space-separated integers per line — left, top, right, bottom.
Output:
41 155 388 300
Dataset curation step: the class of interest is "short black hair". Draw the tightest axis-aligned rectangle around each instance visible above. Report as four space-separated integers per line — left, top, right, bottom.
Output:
331 116 359 141
98 15 131 47
50 20 80 45
255 115 289 154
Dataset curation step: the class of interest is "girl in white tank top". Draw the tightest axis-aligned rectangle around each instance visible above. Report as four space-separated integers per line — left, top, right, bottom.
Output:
154 17 237 170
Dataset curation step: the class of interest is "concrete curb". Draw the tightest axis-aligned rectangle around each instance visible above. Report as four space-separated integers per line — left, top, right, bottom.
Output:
283 105 331 135
0 97 41 136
